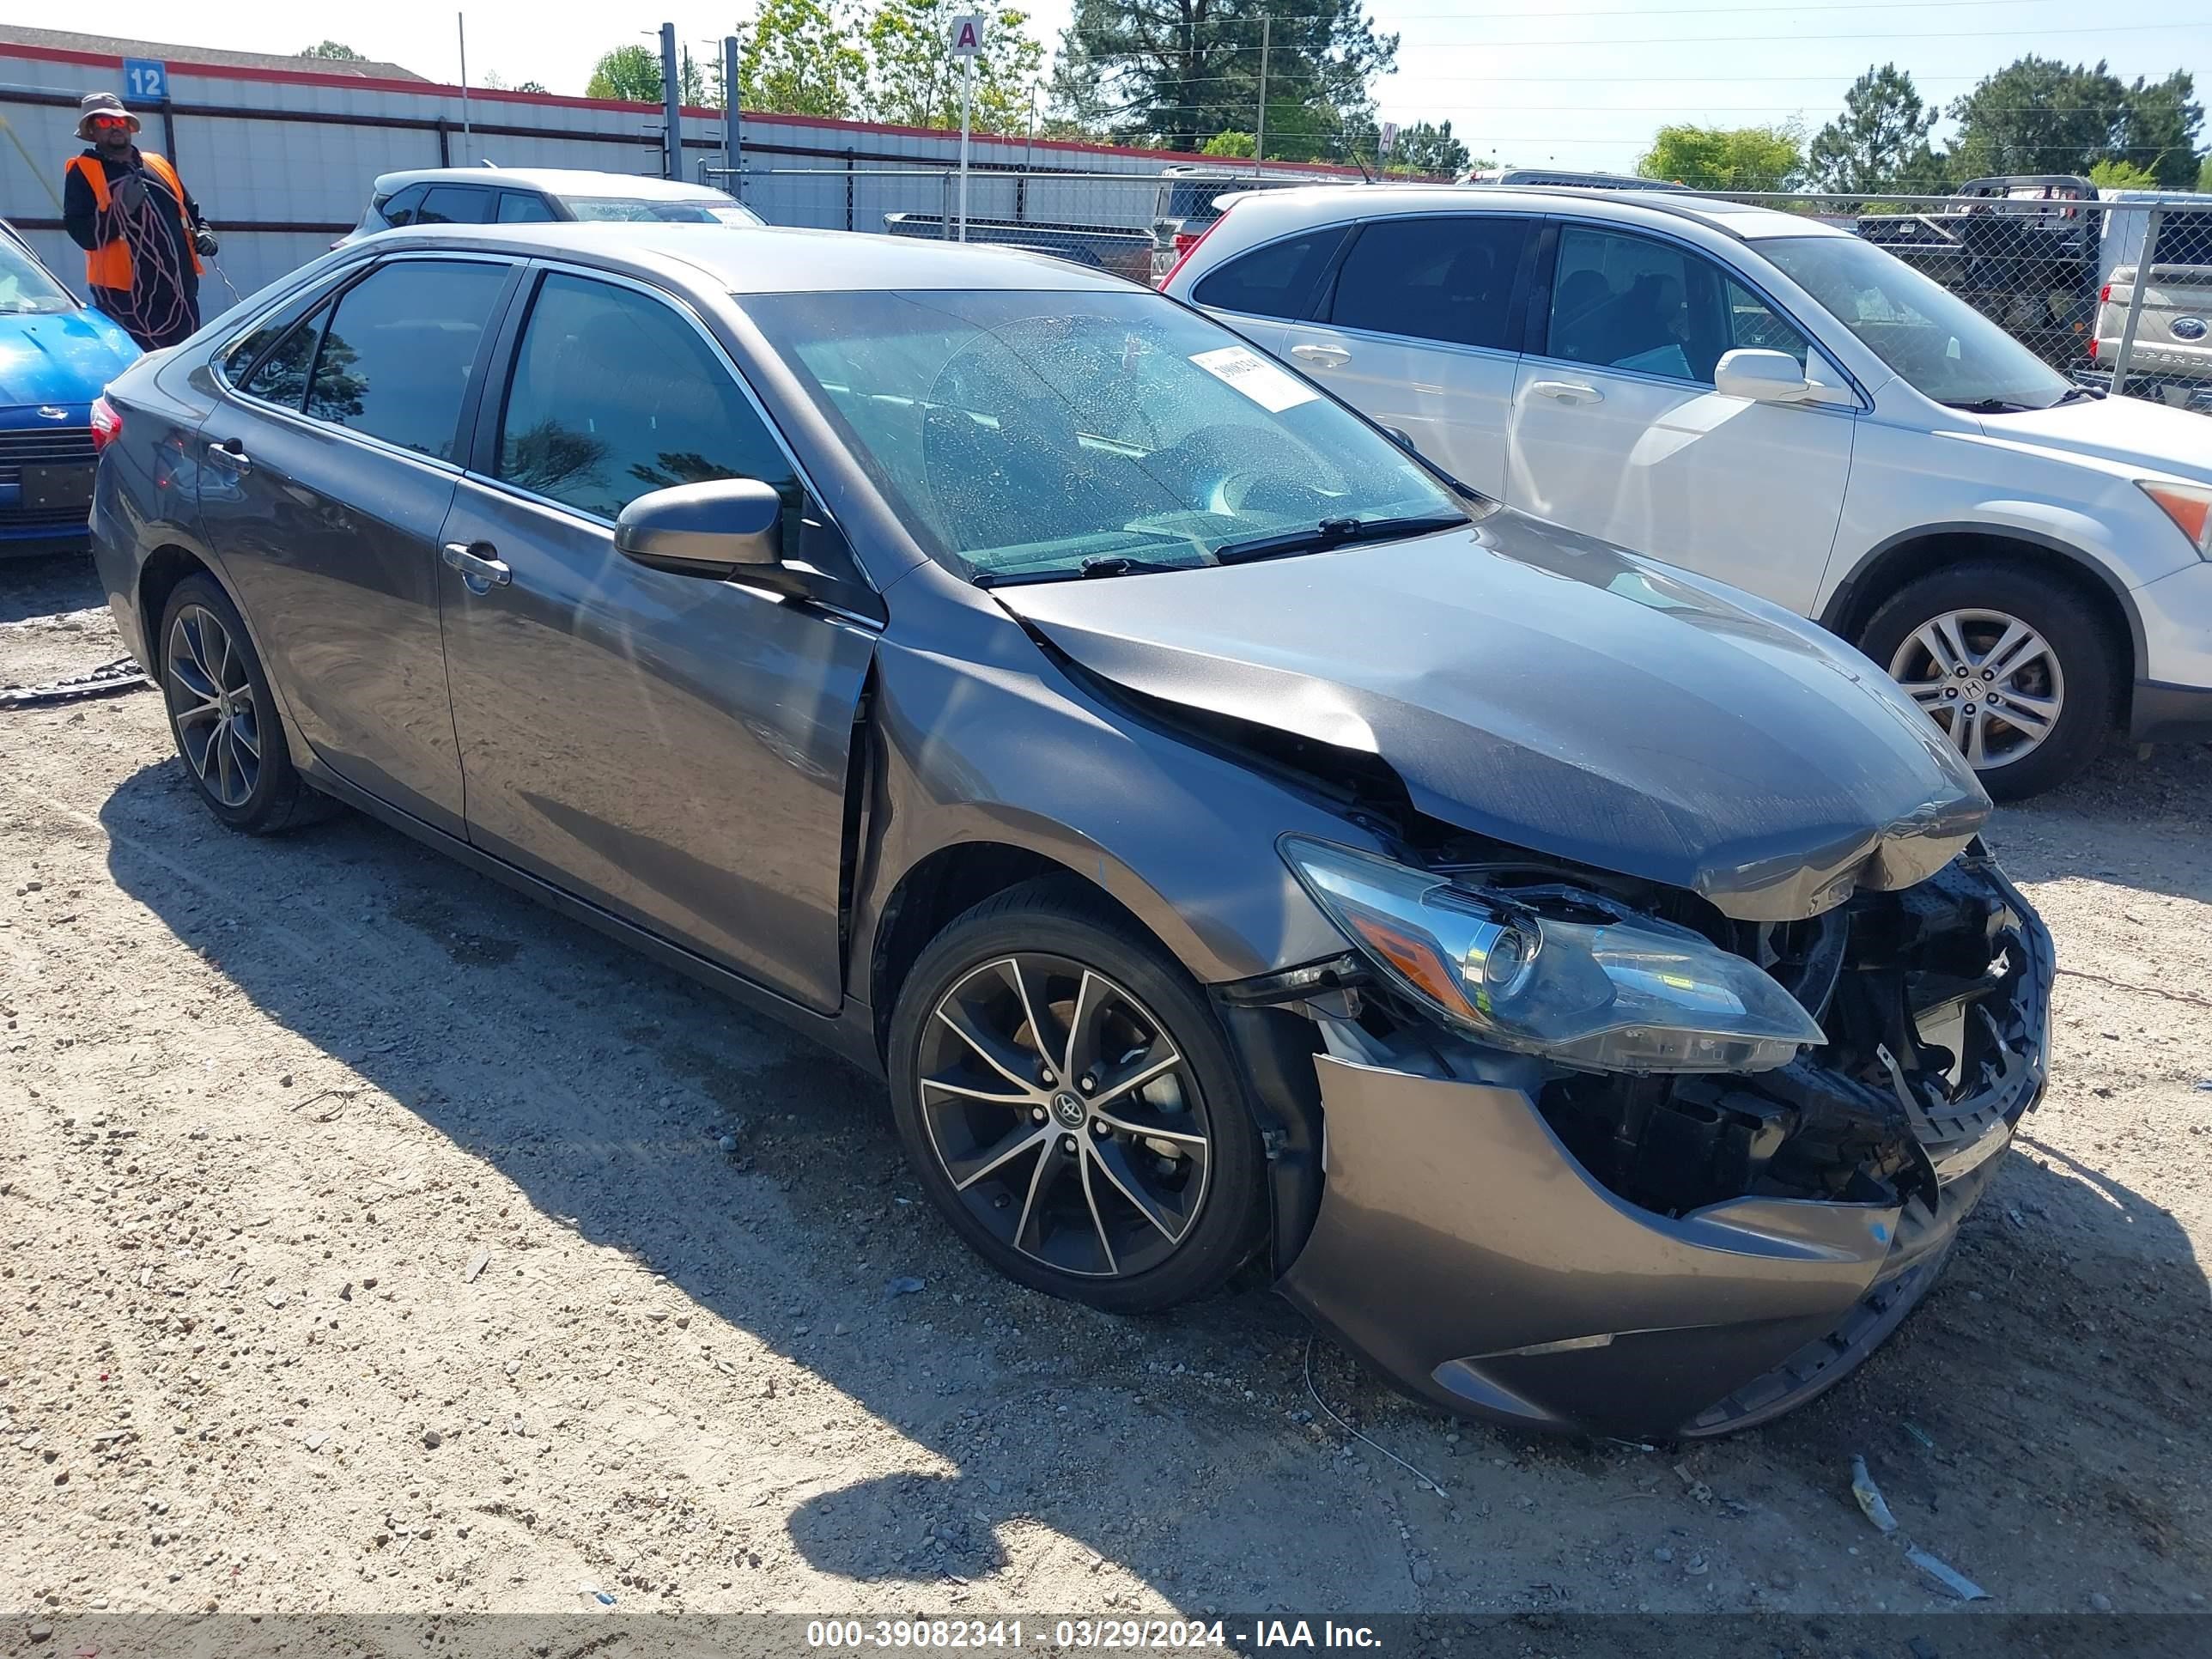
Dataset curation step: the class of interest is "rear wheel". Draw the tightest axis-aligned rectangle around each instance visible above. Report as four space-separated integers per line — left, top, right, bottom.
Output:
159 574 325 834
1857 562 2116 800
887 878 1267 1312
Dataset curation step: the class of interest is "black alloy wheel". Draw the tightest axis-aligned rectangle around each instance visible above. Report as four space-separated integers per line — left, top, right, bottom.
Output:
159 574 326 834
889 879 1265 1311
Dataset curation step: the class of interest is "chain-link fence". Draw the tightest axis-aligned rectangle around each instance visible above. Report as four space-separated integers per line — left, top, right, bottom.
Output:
726 168 2212 416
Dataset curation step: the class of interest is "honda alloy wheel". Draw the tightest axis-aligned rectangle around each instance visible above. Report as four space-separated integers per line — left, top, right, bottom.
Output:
1886 607 2064 772
1859 562 2116 801
889 879 1265 1311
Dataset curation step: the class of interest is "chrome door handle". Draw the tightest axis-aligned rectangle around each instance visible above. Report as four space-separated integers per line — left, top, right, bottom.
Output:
206 440 251 474
441 541 512 589
1529 380 1603 405
1290 343 1352 368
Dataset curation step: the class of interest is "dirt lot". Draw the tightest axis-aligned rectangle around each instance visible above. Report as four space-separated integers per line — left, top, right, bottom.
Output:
4 551 2210 1632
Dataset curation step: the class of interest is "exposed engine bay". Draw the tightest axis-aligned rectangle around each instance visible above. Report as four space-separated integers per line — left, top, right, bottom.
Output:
1234 838 2049 1224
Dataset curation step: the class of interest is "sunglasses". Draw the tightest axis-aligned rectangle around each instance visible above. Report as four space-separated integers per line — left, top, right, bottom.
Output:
88 116 133 131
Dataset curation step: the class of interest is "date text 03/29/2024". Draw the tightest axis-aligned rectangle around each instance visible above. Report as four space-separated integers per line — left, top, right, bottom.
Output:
803 1620 1384 1650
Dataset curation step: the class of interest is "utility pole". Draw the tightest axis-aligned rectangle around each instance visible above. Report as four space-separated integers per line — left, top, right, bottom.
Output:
723 33 742 198
1255 16 1268 175
456 13 471 165
659 21 683 181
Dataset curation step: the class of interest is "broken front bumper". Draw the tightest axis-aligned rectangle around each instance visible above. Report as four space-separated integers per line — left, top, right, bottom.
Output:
1275 864 2053 1441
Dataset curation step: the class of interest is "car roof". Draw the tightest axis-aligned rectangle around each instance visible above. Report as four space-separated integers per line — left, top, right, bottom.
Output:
367 222 1137 293
370 167 732 201
1213 183 1852 241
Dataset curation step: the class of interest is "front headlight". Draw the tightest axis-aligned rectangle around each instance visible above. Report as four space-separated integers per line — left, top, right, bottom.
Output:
1281 837 1825 1073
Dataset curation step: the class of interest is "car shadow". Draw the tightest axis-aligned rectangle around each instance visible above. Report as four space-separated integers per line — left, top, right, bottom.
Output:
94 760 1390 1610
0 550 105 628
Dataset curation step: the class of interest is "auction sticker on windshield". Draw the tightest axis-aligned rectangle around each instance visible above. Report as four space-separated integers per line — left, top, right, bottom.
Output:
1189 345 1318 412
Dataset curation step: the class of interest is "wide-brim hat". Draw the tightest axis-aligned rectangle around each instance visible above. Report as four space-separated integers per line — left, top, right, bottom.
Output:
76 92 142 139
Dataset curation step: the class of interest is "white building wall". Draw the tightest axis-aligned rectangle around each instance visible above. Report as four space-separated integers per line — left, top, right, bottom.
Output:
3 40 1359 299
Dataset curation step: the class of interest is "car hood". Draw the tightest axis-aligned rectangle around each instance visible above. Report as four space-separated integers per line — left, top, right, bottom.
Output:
1976 395 2212 483
995 513 1990 922
0 306 139 410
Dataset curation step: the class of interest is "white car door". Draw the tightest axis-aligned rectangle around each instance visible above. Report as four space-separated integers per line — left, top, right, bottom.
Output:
1268 214 1535 501
1505 222 1856 614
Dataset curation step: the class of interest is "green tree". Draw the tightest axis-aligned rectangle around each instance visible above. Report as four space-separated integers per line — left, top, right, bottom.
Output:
1048 0 1397 159
585 45 664 102
515 81 548 94
2201 154 2212 193
2112 71 2203 188
1808 64 1941 194
300 41 367 60
1388 118 1470 178
1636 123 1803 191
866 0 1044 133
2087 158 2158 190
1949 58 2202 188
1201 130 1256 158
739 0 869 118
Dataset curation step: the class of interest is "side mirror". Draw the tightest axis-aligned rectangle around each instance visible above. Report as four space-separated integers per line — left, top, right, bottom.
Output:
615 478 781 579
1713 348 1816 403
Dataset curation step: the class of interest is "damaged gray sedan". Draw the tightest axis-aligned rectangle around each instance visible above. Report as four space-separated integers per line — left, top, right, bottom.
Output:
90 225 2051 1439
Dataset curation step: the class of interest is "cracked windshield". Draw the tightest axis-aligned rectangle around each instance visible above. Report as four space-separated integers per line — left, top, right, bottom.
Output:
752 289 1468 583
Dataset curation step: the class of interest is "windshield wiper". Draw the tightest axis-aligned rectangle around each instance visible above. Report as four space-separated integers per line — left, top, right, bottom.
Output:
974 554 1194 588
2052 384 2098 404
1942 398 2033 414
1212 513 1468 566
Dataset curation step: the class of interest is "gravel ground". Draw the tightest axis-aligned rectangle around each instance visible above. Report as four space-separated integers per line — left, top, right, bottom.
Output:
4 552 2209 1632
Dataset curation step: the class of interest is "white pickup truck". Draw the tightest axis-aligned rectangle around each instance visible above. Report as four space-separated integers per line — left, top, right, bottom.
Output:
2087 195 2212 412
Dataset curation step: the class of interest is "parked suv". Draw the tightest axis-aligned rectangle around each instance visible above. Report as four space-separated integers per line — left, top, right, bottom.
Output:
1164 184 2212 797
337 167 761 247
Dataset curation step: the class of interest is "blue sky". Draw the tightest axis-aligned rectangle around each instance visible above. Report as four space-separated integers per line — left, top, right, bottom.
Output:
65 0 2212 173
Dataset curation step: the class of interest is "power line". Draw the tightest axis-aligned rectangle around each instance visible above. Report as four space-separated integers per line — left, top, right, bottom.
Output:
1063 21 2201 56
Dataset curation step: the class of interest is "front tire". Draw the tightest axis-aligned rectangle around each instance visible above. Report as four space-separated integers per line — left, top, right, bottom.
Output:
1857 562 2116 801
159 574 325 834
887 878 1267 1312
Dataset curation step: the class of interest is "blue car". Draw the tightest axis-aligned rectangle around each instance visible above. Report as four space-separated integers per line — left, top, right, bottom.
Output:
2 221 139 558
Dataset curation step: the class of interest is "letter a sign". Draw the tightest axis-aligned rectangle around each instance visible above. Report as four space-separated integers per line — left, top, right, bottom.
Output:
950 13 985 55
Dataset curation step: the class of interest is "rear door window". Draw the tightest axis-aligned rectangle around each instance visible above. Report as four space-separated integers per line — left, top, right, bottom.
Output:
1328 216 1531 350
416 186 495 226
233 307 327 409
1189 228 1347 320
302 260 510 459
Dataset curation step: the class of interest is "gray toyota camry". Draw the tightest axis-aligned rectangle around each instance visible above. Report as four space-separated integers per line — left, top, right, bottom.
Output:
88 223 2051 1438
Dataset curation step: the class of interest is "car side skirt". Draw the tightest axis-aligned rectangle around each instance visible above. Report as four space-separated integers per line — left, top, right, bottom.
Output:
299 761 885 1078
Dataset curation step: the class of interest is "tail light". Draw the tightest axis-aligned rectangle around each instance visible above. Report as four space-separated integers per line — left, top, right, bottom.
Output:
1157 213 1226 289
89 396 123 453
2100 283 2112 303
2088 337 2100 360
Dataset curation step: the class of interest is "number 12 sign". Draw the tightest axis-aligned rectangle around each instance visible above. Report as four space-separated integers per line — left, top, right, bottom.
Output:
123 58 168 101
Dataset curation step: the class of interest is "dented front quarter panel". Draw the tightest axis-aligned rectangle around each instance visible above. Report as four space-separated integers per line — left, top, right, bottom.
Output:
998 509 1991 922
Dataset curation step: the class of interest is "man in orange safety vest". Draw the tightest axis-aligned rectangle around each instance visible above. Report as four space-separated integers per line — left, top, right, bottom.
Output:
61 91 218 350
